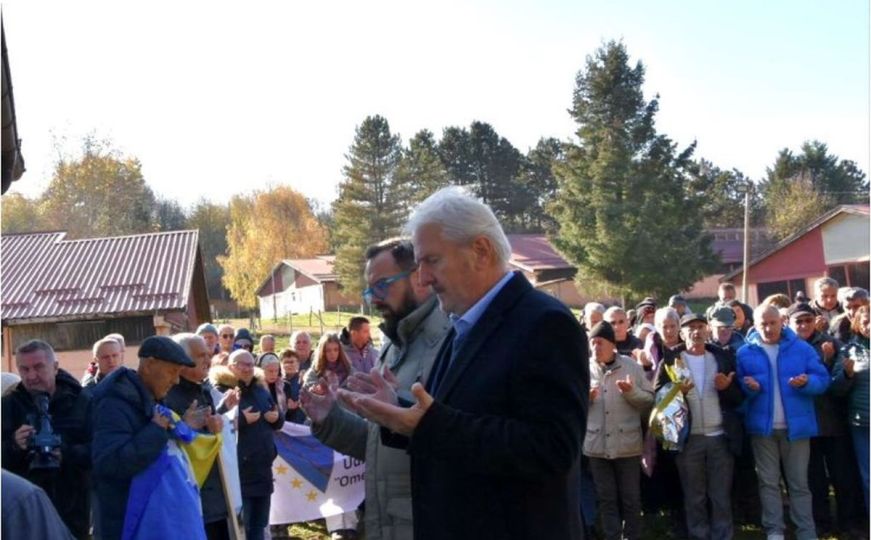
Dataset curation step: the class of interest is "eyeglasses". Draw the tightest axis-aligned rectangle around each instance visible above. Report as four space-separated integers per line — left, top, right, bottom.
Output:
221 334 233 338
362 270 412 305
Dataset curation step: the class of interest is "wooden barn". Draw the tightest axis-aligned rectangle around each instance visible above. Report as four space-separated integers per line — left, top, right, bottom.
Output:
1 230 210 375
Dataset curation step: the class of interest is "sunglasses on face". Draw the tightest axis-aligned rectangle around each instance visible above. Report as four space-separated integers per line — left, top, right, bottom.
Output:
362 270 412 305
221 334 233 339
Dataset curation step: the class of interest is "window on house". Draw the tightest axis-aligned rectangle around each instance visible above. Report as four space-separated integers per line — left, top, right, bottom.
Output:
756 279 806 301
826 263 870 290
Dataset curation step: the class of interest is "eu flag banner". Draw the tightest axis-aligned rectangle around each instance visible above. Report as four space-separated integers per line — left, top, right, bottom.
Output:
268 423 365 525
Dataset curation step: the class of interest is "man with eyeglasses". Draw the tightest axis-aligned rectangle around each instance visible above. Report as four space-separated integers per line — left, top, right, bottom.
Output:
789 302 864 538
217 324 235 354
604 306 643 357
301 238 450 540
330 188 588 540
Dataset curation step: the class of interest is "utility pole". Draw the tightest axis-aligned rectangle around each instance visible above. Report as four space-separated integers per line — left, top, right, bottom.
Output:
742 185 751 303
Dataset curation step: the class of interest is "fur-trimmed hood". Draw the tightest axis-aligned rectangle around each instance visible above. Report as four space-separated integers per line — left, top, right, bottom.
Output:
208 364 267 391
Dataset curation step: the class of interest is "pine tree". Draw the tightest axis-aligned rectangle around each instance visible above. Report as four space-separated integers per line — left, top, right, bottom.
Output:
332 115 405 296
552 41 718 302
395 129 450 207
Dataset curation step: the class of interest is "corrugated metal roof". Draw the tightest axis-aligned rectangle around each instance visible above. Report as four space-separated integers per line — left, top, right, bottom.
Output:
507 234 573 272
284 255 337 282
1 230 200 322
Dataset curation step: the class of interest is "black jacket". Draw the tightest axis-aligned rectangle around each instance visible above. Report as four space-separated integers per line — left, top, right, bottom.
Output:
805 331 848 437
655 343 745 455
215 372 283 497
283 375 306 424
383 272 588 540
1 369 92 538
164 378 228 524
91 367 171 540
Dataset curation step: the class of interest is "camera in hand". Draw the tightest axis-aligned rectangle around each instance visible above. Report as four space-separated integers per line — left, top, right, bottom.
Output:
26 392 62 471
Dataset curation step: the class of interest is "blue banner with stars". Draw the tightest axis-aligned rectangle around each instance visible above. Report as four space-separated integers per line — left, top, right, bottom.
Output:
268 422 366 525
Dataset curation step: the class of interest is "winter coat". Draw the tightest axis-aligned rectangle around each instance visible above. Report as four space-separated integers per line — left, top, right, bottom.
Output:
655 343 744 454
342 340 380 375
830 313 854 343
584 354 654 459
283 374 306 424
91 367 171 540
210 366 283 497
831 335 871 427
312 295 451 540
1 369 92 538
803 331 849 437
303 360 352 388
813 300 844 325
736 327 830 440
615 334 643 357
163 377 228 524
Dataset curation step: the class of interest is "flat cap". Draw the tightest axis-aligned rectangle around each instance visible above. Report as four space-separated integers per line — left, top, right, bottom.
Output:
196 323 218 336
787 302 815 319
138 336 195 367
708 306 736 327
680 313 708 327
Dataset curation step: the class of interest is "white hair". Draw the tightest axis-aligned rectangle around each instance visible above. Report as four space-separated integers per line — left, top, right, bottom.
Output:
753 303 780 322
404 186 512 265
584 302 606 316
603 306 625 321
228 349 254 365
172 333 206 359
814 277 839 292
654 307 680 331
290 330 311 344
92 337 121 358
105 333 126 349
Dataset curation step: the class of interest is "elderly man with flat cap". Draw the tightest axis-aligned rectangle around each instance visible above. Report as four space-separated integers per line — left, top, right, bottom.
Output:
91 335 197 540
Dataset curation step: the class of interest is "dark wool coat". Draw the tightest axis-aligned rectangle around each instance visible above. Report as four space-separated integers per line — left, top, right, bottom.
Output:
382 272 588 540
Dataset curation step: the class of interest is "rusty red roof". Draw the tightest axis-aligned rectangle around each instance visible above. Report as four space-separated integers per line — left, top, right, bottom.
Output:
284 256 337 282
507 234 573 272
1 230 201 323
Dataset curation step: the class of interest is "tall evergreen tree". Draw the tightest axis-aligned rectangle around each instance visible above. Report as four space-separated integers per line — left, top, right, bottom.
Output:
552 41 718 302
332 115 404 296
438 121 528 231
519 137 563 232
686 159 763 229
395 129 449 207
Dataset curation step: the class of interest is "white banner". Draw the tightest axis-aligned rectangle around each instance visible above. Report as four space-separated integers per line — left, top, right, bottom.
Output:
268 422 366 525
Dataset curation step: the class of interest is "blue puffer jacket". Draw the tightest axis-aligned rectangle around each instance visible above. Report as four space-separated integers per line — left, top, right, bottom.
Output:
736 327 830 440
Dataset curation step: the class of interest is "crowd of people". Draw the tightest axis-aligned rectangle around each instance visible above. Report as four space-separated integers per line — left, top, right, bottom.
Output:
1 186 869 540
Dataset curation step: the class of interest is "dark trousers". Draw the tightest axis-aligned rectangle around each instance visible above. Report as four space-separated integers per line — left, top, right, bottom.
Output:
204 518 231 540
852 425 870 512
808 434 863 533
674 435 734 540
731 434 761 526
589 456 641 540
242 496 271 540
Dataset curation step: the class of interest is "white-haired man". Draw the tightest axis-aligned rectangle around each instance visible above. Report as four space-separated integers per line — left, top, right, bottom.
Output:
339 187 588 540
83 337 124 391
165 333 228 539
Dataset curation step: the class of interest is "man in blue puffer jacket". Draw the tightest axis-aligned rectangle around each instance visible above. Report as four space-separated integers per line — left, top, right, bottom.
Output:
737 303 830 540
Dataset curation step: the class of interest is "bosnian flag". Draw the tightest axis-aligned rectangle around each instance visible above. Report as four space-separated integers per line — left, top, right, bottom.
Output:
269 422 365 525
122 406 209 540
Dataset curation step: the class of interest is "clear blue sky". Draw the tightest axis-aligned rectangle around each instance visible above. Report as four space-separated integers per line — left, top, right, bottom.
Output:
2 0 868 208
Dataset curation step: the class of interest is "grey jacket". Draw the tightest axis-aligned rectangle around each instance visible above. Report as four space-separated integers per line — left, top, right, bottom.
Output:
584 354 654 459
312 296 450 540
